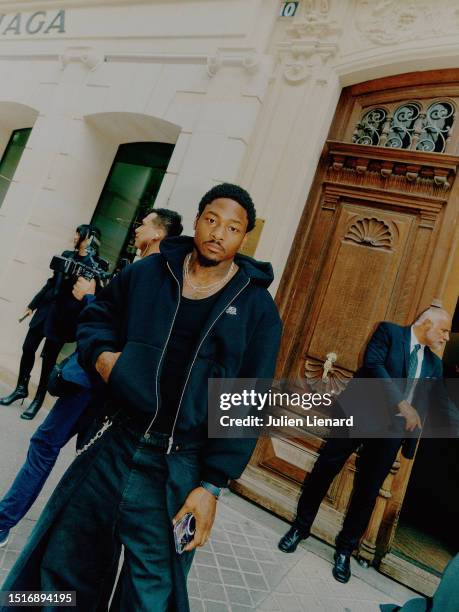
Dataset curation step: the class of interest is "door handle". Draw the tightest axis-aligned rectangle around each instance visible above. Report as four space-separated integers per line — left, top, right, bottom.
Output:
322 352 337 381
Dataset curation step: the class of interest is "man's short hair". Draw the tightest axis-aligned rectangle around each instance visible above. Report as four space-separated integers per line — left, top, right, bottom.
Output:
150 208 183 237
197 183 256 232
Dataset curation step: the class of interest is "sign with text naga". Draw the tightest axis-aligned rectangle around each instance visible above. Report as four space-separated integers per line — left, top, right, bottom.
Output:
0 10 65 36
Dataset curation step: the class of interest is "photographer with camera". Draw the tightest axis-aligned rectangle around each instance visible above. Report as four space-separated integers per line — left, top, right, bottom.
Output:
0 224 106 420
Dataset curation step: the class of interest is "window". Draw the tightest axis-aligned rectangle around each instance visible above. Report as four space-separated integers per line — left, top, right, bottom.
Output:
91 142 174 271
0 128 31 207
352 100 455 153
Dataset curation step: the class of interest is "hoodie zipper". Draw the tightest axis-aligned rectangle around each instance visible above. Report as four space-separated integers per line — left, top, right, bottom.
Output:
143 261 181 442
166 279 249 454
143 261 250 453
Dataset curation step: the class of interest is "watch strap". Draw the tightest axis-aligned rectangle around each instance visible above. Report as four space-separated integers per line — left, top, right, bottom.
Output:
200 480 221 499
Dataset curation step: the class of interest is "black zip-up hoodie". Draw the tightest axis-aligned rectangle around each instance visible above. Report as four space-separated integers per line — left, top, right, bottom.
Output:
77 236 282 486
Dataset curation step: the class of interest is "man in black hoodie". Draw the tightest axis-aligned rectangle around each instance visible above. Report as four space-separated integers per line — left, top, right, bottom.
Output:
2 184 282 611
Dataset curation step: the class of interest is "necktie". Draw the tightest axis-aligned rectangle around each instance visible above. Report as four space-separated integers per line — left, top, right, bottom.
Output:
405 344 421 399
408 344 421 379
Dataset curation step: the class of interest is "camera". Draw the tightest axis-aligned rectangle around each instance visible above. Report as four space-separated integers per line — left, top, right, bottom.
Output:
50 244 110 284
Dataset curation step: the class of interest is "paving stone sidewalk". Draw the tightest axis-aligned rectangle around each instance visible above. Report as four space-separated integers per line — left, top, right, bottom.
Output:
0 387 417 611
189 495 416 612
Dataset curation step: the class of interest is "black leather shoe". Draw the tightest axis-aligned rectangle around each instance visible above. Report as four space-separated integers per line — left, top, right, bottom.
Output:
332 552 351 583
278 527 306 553
20 389 46 420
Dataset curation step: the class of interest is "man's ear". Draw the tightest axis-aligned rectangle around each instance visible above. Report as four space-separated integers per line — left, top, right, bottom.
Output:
194 214 199 230
239 234 248 251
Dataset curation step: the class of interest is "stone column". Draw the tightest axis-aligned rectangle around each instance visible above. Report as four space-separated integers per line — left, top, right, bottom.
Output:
242 0 344 294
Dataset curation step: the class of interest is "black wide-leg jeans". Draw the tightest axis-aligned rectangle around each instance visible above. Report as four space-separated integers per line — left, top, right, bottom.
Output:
293 437 402 555
40 421 202 612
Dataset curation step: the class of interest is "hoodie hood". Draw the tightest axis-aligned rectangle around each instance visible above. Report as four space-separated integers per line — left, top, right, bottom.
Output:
159 235 274 288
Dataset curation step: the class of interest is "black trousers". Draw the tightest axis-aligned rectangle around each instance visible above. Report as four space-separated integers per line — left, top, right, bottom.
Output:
40 422 201 611
294 437 402 554
19 323 63 395
20 323 45 379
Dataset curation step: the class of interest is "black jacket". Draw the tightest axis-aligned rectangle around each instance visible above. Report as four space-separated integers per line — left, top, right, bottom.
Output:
28 249 101 341
27 281 55 329
44 250 102 343
26 251 74 330
77 236 282 486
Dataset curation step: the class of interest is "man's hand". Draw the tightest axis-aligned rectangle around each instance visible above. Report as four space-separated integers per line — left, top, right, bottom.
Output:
397 400 422 431
173 487 217 552
95 351 121 383
73 277 96 301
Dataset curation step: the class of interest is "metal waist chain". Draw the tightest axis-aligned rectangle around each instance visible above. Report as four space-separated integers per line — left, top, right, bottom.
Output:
75 417 113 456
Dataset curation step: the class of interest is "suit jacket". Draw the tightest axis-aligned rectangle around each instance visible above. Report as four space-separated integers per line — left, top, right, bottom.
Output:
356 322 443 458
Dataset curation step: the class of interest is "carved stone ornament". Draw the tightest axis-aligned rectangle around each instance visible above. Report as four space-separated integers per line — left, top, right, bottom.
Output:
345 217 394 250
206 54 221 77
287 0 341 40
356 0 459 46
60 47 103 71
305 355 352 395
279 41 337 83
206 50 260 77
278 0 340 84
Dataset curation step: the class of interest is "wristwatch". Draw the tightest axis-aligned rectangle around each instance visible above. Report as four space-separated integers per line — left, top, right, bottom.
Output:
200 480 222 499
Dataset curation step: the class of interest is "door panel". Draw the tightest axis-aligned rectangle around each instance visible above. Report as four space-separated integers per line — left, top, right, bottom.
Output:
306 204 412 373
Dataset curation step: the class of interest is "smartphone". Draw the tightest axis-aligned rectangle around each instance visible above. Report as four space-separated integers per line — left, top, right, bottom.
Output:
173 512 196 555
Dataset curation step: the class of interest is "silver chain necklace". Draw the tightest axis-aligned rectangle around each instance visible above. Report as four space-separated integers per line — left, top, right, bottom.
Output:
184 253 234 292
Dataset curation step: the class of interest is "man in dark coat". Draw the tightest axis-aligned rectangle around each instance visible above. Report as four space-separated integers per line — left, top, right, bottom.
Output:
2 183 282 611
278 308 451 584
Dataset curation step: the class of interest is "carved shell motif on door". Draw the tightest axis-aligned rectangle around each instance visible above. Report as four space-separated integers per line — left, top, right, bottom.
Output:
344 217 394 250
304 353 352 395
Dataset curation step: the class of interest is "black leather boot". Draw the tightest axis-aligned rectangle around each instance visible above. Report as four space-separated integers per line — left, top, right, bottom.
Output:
20 386 47 420
0 374 30 406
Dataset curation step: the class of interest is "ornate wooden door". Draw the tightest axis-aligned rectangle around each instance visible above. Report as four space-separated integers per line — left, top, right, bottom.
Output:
232 70 459 593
